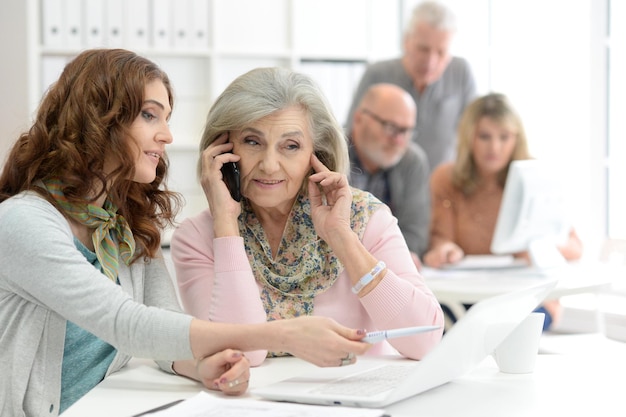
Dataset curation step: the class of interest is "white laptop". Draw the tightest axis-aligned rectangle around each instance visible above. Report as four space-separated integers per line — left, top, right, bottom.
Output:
252 279 557 408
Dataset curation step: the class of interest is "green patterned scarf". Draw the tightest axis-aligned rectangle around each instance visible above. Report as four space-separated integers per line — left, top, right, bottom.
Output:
43 179 136 282
239 188 382 356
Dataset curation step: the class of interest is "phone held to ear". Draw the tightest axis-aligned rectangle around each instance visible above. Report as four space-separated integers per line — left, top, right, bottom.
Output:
221 161 241 202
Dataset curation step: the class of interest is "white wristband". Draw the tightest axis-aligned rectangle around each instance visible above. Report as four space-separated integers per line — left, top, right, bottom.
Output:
170 361 180 376
352 261 386 294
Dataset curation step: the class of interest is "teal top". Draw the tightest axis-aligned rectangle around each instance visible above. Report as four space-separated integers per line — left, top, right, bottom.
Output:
59 238 117 413
0 192 192 416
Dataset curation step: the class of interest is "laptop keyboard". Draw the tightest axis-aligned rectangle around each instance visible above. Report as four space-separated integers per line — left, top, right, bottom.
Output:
310 364 415 396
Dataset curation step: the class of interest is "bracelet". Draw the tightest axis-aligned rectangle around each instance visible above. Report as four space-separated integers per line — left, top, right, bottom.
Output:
170 361 180 376
352 261 386 294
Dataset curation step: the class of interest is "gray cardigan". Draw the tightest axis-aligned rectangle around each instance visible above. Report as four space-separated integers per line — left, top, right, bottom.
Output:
0 192 193 417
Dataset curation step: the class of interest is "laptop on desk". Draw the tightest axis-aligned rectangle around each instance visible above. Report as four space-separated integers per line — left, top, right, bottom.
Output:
252 279 557 408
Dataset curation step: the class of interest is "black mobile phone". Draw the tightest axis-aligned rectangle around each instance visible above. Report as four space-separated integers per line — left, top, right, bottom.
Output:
221 161 241 202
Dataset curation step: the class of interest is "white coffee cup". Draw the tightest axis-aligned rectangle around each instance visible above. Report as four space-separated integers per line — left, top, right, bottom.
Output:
493 312 545 374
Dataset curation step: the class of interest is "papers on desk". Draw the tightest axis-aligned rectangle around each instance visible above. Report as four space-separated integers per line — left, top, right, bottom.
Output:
137 391 386 417
440 255 529 271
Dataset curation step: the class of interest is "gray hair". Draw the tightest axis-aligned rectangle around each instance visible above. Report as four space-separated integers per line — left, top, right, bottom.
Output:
405 1 457 36
198 67 349 180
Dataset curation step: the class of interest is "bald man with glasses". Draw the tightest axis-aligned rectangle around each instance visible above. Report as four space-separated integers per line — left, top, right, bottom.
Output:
345 1 476 172
349 83 430 269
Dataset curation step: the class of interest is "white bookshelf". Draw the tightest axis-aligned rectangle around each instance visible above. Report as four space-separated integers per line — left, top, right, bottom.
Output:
0 0 402 238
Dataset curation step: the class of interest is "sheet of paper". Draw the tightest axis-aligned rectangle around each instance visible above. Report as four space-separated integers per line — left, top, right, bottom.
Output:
140 392 386 417
440 255 528 271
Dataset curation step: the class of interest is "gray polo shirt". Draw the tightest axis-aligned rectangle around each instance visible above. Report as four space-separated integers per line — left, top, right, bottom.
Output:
345 57 477 172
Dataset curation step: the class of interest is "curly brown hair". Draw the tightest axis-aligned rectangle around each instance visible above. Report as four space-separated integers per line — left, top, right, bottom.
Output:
0 48 181 259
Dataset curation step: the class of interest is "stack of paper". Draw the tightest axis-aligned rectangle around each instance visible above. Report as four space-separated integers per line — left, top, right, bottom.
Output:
134 391 387 417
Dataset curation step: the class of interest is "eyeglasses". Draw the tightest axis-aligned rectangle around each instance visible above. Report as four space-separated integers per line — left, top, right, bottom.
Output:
361 108 416 138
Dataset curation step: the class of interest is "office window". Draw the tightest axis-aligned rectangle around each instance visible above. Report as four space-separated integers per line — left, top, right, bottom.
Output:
608 0 626 238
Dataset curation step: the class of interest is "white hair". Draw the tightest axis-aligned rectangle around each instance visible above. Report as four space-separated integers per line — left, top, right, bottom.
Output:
405 1 457 36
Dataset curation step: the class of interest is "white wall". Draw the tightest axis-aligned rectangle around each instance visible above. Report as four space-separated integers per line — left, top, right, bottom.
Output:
608 0 626 238
0 0 37 165
488 0 603 254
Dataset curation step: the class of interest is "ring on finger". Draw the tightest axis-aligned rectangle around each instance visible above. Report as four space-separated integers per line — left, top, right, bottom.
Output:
340 352 354 366
226 379 248 388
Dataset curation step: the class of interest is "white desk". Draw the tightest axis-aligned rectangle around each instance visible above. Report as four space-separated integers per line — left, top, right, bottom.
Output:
422 261 617 323
64 333 625 417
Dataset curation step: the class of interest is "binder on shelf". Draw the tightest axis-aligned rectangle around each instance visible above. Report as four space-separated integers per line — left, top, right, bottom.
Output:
189 0 210 49
299 61 335 113
151 0 172 49
63 0 83 48
104 0 124 47
299 60 367 127
172 0 191 49
41 0 64 47
331 62 357 126
83 0 105 47
125 0 150 49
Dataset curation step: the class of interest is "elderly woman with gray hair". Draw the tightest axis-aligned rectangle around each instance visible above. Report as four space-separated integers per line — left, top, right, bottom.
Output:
171 67 444 366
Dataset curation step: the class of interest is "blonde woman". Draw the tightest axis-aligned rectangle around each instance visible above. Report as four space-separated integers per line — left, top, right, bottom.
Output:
423 93 582 329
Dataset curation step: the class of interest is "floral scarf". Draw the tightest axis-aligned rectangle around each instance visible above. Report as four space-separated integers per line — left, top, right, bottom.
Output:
238 188 382 355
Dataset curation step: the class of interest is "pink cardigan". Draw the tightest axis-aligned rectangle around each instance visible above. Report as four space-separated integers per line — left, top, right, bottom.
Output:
171 206 444 365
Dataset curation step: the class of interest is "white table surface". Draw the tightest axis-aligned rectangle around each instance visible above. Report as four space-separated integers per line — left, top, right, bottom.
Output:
421 261 618 323
63 333 625 417
422 261 617 302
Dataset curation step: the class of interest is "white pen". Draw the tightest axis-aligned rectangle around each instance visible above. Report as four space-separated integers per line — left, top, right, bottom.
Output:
362 325 442 344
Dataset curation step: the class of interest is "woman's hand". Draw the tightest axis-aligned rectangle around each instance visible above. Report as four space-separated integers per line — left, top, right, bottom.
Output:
307 154 353 244
307 154 380 289
199 133 241 236
196 349 250 396
188 318 370 371
274 316 370 367
423 242 465 268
